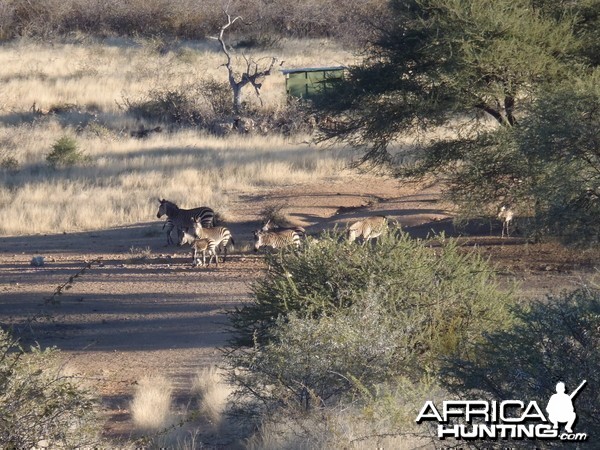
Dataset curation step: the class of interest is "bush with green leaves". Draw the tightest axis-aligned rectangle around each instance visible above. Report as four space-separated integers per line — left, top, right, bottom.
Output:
230 231 514 351
444 288 600 447
433 76 600 244
226 231 515 421
0 328 100 449
46 135 88 169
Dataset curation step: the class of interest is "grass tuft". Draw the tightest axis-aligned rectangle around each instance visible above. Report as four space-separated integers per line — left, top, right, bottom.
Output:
130 375 174 432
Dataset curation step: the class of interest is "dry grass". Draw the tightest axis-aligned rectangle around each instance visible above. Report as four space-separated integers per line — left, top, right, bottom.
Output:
0 38 359 236
191 366 232 427
0 37 355 115
245 416 432 450
130 375 175 432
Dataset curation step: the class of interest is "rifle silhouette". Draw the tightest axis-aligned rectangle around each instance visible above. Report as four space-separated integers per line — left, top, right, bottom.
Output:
570 380 587 400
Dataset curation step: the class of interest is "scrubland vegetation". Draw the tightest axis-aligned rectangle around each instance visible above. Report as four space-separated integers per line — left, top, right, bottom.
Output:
0 38 356 235
1 0 599 449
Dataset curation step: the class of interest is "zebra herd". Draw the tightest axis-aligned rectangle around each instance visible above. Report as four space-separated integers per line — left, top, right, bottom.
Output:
156 198 390 268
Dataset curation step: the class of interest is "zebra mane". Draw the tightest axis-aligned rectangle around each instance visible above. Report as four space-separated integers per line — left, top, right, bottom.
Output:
162 199 180 217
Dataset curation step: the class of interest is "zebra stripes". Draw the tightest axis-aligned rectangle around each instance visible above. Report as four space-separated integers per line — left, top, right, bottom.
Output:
347 215 388 244
157 199 215 245
178 229 219 267
261 219 306 238
253 228 302 251
187 218 235 261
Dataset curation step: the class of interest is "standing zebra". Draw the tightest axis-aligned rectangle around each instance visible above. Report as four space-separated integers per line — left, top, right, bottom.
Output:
178 228 219 267
253 228 302 252
187 218 235 261
347 215 388 245
157 199 215 245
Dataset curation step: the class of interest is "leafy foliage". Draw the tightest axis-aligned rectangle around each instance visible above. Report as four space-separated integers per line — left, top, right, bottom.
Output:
0 328 100 449
226 231 515 419
425 75 600 244
316 0 583 162
516 76 600 244
46 135 88 169
315 0 599 244
445 288 600 447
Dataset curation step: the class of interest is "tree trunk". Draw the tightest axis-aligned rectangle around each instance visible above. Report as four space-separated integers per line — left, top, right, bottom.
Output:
232 83 243 114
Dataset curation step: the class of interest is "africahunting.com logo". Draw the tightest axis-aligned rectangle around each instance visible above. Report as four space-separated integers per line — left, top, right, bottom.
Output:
416 380 588 442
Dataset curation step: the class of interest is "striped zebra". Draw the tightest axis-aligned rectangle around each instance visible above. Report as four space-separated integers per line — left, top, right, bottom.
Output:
187 218 235 261
253 228 302 252
347 215 388 245
261 219 306 238
178 229 219 267
157 199 215 245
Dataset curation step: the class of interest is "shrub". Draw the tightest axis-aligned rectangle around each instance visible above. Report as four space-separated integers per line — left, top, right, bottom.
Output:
123 79 232 127
46 135 87 169
0 328 100 448
228 288 445 413
444 288 600 446
226 231 515 423
0 156 18 171
229 231 514 356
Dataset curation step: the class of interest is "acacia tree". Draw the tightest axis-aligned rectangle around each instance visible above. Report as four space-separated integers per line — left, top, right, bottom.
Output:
315 0 600 241
317 0 584 162
213 6 277 114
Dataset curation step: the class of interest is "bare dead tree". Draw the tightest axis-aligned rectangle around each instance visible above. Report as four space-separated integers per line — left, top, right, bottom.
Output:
212 5 277 114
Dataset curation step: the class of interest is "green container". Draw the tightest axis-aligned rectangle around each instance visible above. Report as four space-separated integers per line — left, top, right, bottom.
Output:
281 66 345 99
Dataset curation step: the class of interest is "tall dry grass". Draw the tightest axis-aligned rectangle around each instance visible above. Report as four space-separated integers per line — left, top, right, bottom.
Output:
130 375 175 432
191 366 232 427
0 38 359 236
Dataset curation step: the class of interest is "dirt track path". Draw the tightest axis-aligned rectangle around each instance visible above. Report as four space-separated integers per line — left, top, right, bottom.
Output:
1 175 595 437
1 175 429 434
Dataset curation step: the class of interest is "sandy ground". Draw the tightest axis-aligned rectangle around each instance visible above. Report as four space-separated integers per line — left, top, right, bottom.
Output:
1 174 598 440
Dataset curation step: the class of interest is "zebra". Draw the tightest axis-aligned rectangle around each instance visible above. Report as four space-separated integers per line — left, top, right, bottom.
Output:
178 229 219 267
156 199 215 245
187 218 235 261
347 215 388 245
261 219 306 238
498 205 514 238
253 228 302 252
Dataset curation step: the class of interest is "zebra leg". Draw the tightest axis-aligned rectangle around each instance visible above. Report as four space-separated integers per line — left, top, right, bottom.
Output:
164 221 175 245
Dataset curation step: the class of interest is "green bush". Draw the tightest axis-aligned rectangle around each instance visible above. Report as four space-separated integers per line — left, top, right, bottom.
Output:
46 135 87 169
0 328 100 449
230 231 514 355
445 288 600 446
226 231 515 422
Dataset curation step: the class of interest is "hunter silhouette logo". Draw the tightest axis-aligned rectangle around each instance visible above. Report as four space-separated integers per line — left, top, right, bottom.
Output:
546 380 586 434
416 380 588 442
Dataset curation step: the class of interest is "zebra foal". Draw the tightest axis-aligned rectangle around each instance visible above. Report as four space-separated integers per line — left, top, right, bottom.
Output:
156 199 215 245
178 229 219 267
347 215 388 245
188 218 235 261
253 228 302 252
